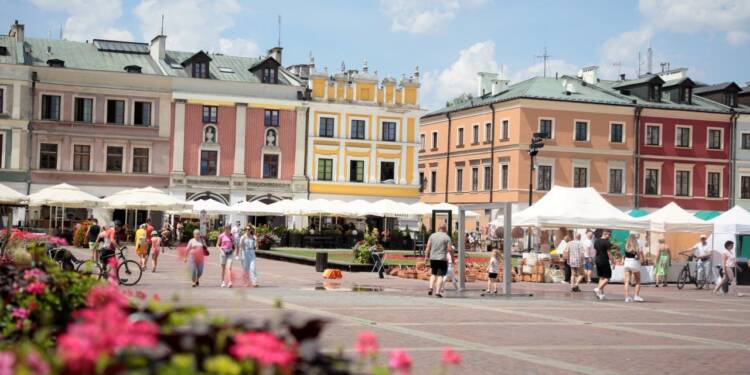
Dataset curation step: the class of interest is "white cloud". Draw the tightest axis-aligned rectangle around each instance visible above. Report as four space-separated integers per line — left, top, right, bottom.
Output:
426 40 500 107
599 27 654 79
379 0 487 34
639 0 750 38
29 0 133 41
727 30 750 45
218 38 262 58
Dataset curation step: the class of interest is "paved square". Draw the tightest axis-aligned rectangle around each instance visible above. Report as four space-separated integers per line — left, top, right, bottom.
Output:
78 247 750 375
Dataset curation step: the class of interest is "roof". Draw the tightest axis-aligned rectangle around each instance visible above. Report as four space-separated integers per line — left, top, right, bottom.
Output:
662 77 695 88
694 82 741 94
158 50 300 85
0 35 22 65
596 79 731 114
424 75 634 118
611 74 663 89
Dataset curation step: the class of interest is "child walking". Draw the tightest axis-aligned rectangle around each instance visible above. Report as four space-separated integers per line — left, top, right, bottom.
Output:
441 251 459 294
482 249 500 295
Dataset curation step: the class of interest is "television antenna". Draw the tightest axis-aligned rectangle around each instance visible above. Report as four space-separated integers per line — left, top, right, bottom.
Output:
611 62 622 76
535 47 551 77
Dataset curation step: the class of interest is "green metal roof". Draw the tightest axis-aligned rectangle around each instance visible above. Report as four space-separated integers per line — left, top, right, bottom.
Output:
611 74 663 89
596 79 731 114
0 35 21 65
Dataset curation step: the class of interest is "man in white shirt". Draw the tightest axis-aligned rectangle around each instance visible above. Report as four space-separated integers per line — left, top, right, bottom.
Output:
690 235 712 284
582 230 595 283
231 221 242 249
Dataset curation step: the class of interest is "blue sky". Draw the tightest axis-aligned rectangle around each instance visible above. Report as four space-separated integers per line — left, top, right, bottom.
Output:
3 0 749 110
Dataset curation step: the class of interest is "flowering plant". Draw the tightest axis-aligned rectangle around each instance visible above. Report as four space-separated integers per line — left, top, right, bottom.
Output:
351 331 463 374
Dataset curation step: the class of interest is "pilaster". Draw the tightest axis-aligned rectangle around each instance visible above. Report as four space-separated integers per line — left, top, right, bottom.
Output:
233 103 247 176
171 99 186 174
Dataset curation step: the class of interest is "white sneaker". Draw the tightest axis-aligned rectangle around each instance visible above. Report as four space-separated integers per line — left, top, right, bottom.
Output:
220 281 226 288
625 297 633 303
598 293 607 301
633 295 644 302
593 288 601 298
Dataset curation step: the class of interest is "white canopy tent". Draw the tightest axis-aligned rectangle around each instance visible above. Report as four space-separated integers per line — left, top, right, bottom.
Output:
426 202 481 218
708 205 750 262
635 202 714 233
513 186 648 230
0 183 26 205
191 199 236 215
232 200 283 216
103 187 192 211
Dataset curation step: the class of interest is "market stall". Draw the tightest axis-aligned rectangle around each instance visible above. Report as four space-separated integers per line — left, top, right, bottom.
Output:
709 206 750 284
0 183 27 230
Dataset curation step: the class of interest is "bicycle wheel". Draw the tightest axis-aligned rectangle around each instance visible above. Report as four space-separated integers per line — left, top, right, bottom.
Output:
117 260 143 286
76 260 102 279
676 268 688 290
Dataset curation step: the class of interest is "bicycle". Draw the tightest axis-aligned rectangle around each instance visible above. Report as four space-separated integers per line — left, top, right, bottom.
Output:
676 251 707 290
76 245 143 286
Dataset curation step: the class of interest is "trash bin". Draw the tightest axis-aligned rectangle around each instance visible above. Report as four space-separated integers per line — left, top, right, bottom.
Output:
315 252 328 272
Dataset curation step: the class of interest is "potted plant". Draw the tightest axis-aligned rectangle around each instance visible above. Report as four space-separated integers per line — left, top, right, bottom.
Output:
206 230 219 247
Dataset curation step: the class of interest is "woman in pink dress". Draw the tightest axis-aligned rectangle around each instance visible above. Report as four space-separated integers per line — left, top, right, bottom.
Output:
150 231 161 272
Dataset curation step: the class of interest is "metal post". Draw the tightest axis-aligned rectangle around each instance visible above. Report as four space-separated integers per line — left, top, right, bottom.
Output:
458 208 466 291
527 155 533 251
503 202 512 295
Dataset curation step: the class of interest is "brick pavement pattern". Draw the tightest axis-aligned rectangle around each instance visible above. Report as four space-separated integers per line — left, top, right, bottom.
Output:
74 247 750 375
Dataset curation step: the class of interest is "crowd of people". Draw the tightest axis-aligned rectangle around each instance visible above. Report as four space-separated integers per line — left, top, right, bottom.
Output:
183 221 259 288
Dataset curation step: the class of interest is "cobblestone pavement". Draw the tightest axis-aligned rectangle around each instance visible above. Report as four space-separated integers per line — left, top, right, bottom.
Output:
73 246 750 375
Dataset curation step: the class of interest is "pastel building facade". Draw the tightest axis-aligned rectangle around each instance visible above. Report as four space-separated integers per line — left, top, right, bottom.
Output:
303 62 422 203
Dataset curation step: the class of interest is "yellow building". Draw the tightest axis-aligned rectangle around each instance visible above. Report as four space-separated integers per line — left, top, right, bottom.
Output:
305 62 423 203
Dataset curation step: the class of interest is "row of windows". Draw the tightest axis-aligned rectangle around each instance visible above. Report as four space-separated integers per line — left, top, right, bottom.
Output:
38 143 150 173
645 124 725 150
318 117 399 141
316 159 396 183
202 105 280 127
40 95 152 126
644 168 722 198
198 150 279 178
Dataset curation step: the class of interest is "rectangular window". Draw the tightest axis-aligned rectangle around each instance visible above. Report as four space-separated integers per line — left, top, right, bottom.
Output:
573 167 588 188
706 171 723 198
202 106 218 123
742 134 750 150
485 123 492 142
317 159 333 181
471 167 479 191
483 166 491 191
646 125 661 146
676 127 691 148
472 125 479 144
262 154 279 179
501 120 509 140
106 100 125 124
350 120 366 140
200 150 218 176
382 122 397 141
74 97 93 123
456 169 463 192
537 165 552 191
457 128 464 146
192 62 208 78
262 67 277 83
133 101 151 126
539 119 553 139
419 171 425 192
380 162 395 182
707 129 722 150
501 164 508 190
39 143 58 170
72 144 90 171
742 176 750 199
106 146 123 172
132 147 149 173
419 134 425 151
610 123 624 143
41 95 61 121
431 132 438 149
675 170 691 197
319 117 335 137
645 168 659 195
430 171 437 193
264 109 279 127
574 121 588 141
609 169 623 194
349 160 364 182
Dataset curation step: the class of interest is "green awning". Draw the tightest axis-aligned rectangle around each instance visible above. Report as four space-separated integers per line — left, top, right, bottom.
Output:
694 210 721 221
627 209 649 218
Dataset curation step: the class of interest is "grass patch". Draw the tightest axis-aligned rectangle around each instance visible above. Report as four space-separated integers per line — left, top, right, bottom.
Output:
267 247 501 266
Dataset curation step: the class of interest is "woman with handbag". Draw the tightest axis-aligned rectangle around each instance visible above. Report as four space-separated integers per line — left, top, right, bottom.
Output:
623 234 645 302
184 229 208 287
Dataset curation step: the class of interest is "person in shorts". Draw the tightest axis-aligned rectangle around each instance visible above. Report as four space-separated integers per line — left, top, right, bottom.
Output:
623 234 644 302
582 230 595 283
482 249 501 295
85 218 101 260
593 230 613 300
564 233 585 292
217 224 236 288
424 224 453 298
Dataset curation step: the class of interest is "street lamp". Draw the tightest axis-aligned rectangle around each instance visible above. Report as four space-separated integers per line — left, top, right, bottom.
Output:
527 132 545 250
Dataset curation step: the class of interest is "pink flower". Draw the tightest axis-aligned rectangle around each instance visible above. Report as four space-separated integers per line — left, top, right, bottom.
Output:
152 293 161 301
0 351 15 375
85 284 128 308
135 290 147 300
107 257 119 285
25 351 49 375
388 349 412 375
23 269 46 281
441 347 462 365
230 331 296 371
11 307 29 320
354 331 379 357
25 281 45 295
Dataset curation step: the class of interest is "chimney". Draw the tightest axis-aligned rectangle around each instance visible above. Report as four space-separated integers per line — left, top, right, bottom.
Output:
477 72 499 96
150 34 166 60
9 20 24 43
620 74 626 81
491 79 509 95
268 46 283 65
581 66 598 85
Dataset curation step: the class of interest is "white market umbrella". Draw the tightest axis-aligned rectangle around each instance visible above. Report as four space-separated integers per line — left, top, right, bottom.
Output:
304 199 360 217
233 200 282 216
635 202 714 233
103 186 191 211
430 202 481 218
0 183 26 205
364 199 413 218
28 183 102 208
191 199 236 215
709 205 750 235
408 202 433 216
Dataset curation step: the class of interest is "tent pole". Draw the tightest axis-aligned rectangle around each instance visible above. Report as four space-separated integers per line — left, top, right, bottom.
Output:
503 202 512 296
458 208 466 291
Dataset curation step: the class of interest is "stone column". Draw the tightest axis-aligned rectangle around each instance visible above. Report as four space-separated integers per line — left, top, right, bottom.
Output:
171 99 186 173
292 106 309 198
10 128 21 169
233 103 247 176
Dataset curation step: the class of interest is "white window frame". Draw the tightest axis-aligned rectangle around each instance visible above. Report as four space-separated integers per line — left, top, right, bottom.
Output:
705 166 723 198
430 170 437 192
104 97 129 125
37 140 61 170
607 161 626 195
538 117 555 139
104 142 127 174
741 132 750 150
379 119 400 142
377 158 400 184
573 119 590 142
130 145 152 174
198 146 220 177
482 163 492 191
706 127 724 151
644 123 663 147
572 159 590 188
608 121 626 144
643 162 663 196
470 166 479 191
38 92 62 121
457 127 464 146
260 151 281 179
674 125 693 149
315 156 336 182
317 115 337 138
349 116 369 140
674 164 694 197
455 166 464 192
431 131 438 149
740 175 750 200
535 158 554 191
346 156 369 183
131 99 155 127
70 141 94 172
71 95 96 123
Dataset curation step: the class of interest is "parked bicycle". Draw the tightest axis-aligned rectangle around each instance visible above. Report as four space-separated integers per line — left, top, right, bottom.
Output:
676 250 707 290
76 245 143 286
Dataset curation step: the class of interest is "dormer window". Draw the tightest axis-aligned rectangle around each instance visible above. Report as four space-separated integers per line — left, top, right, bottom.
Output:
262 67 277 84
46 59 65 68
181 51 212 79
648 84 661 102
193 62 208 78
124 65 142 74
680 86 692 104
250 56 282 84
727 93 737 107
